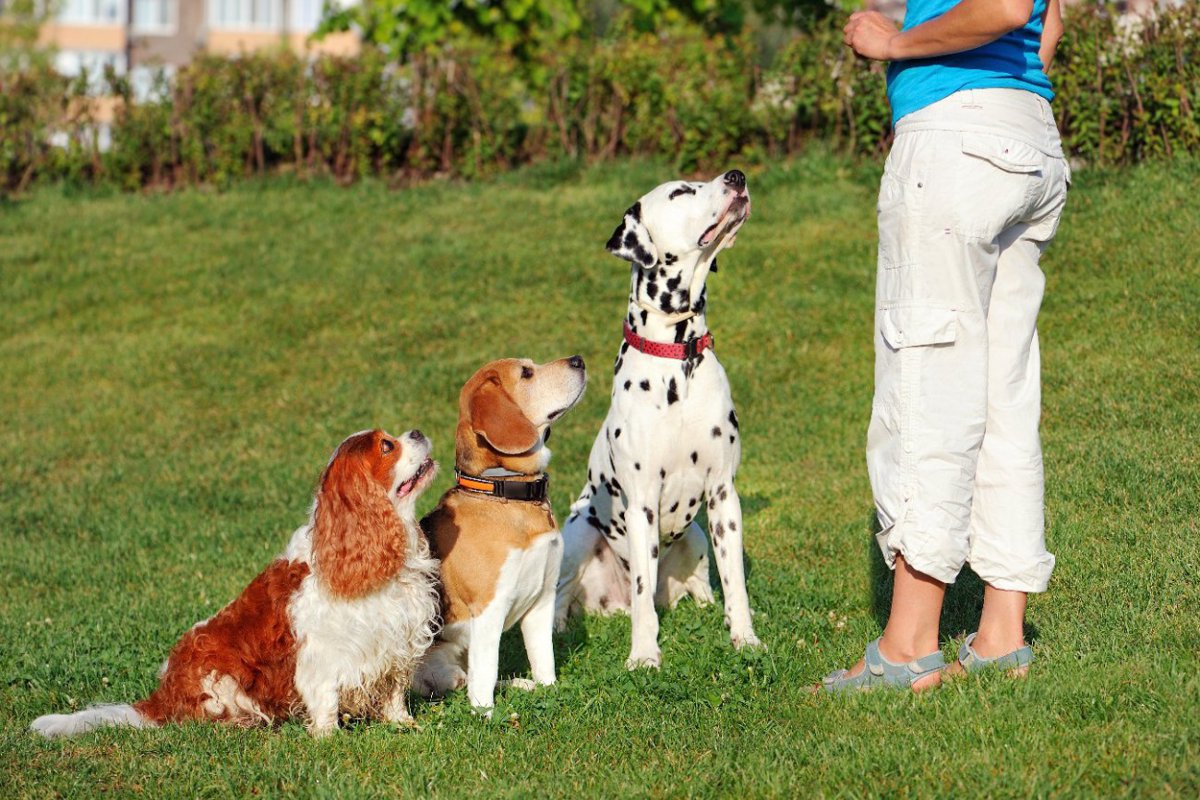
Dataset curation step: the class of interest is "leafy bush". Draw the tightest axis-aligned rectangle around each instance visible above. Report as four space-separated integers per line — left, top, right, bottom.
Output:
1 2 1196 194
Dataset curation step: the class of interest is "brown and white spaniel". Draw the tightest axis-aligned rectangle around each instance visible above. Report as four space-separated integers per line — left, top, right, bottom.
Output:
31 429 440 738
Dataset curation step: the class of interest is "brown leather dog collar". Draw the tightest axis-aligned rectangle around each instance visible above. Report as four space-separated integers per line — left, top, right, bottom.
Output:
455 469 549 502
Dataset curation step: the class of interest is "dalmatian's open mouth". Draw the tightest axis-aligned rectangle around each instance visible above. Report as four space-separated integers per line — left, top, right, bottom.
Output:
699 193 751 247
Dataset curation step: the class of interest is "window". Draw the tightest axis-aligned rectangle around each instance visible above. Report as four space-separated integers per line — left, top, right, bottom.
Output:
290 0 324 33
57 0 124 25
132 0 178 34
209 0 283 30
54 48 123 92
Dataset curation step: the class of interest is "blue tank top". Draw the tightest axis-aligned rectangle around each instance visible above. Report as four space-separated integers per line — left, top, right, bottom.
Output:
886 0 1054 125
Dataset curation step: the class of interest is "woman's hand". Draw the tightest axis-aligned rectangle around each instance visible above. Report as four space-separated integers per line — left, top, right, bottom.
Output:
843 11 902 62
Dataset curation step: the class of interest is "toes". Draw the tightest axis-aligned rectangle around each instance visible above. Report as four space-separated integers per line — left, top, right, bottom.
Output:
625 650 662 670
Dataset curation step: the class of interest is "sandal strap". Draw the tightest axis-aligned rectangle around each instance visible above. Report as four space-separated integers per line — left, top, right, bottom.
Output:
958 632 1034 672
822 638 946 692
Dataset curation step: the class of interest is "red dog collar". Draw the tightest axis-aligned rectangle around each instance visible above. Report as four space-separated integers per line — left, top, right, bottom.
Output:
623 321 714 361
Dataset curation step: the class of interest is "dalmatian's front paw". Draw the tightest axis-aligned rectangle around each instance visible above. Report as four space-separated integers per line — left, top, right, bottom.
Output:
625 648 662 670
732 631 765 651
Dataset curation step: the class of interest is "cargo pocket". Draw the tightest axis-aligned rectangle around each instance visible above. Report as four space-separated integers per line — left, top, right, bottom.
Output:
876 303 959 492
879 303 958 350
960 133 1044 175
877 171 918 271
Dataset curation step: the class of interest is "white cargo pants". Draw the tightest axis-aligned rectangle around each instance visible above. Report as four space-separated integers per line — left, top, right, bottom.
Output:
868 88 1070 593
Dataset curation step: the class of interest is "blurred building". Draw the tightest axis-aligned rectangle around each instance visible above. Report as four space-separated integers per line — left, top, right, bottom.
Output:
36 0 359 93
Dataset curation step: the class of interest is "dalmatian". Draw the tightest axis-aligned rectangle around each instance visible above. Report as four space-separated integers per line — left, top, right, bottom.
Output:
555 169 762 669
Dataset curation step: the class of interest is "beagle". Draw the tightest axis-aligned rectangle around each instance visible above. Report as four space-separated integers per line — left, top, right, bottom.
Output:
414 356 587 713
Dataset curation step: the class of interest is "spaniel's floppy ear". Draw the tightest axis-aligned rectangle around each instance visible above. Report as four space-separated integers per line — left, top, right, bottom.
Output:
312 436 407 599
470 376 539 455
606 201 658 268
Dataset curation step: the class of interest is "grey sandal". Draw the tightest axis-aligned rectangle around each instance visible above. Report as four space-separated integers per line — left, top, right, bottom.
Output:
957 632 1033 673
821 638 947 692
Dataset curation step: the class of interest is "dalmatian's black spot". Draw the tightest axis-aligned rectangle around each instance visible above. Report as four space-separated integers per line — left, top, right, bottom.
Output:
668 185 697 199
627 312 636 327
658 266 667 278
673 320 688 344
618 510 625 520
664 253 678 265
621 341 630 354
659 294 675 314
599 594 610 609
713 521 724 539
651 545 659 558
711 426 722 438
719 485 729 501
729 520 737 532
640 310 648 326
728 409 739 430
637 576 644 594
730 435 736 443
620 557 630 571
644 507 654 524
710 258 718 273
611 477 622 493
669 501 679 513
646 281 659 299
666 274 682 292
688 497 698 508
628 201 643 221
708 496 717 510
690 451 698 464
640 380 650 391
614 428 622 439
613 358 624 375
674 290 689 309
691 293 707 314
667 378 679 405
634 462 641 471
624 380 632 391
660 468 666 479
720 547 727 558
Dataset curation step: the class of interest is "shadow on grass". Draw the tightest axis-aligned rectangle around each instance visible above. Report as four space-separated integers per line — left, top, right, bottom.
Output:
866 511 1041 647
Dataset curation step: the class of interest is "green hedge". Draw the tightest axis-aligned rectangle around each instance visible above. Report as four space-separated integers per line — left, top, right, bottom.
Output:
2 3 1196 193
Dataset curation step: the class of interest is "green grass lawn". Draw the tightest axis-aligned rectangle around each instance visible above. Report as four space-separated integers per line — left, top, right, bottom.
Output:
2 155 1198 798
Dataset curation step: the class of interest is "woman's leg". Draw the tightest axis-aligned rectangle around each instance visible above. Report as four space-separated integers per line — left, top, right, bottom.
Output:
835 555 947 690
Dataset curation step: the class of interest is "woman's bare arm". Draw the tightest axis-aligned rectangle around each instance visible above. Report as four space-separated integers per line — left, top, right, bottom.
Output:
1039 0 1064 71
844 0 1036 62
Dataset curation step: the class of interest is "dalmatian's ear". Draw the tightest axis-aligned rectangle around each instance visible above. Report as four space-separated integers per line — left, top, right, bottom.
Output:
606 202 658 268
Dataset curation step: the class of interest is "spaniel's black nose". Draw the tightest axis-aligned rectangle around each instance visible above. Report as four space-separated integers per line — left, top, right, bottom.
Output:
568 355 585 370
408 430 427 443
724 169 746 189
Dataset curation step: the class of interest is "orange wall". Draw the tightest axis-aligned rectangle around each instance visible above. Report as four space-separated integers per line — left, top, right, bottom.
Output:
38 23 125 53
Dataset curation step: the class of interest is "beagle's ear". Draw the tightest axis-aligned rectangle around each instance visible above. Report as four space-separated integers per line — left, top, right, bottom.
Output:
470 377 540 455
606 201 658 268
